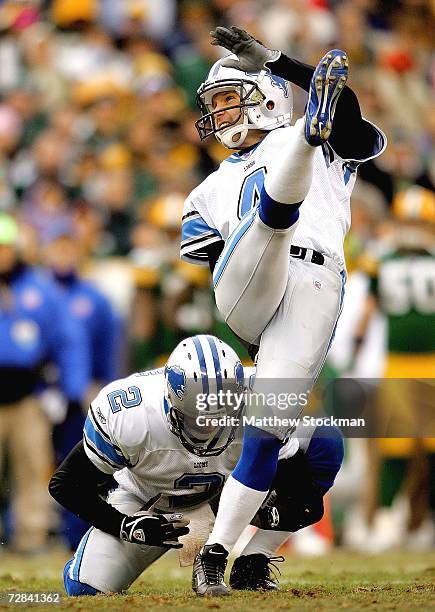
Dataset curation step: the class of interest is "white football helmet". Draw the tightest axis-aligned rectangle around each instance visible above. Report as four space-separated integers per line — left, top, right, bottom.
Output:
195 55 293 149
164 335 245 456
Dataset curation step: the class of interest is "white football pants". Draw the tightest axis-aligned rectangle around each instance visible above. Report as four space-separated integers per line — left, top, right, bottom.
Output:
213 209 297 344
213 210 345 439
66 488 168 593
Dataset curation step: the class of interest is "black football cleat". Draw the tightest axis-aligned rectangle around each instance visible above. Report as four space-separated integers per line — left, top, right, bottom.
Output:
229 554 285 591
192 543 230 596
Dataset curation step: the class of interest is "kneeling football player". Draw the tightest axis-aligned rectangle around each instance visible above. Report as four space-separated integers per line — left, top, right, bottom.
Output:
49 335 343 595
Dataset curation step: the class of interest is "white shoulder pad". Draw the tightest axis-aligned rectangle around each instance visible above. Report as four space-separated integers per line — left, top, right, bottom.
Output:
84 371 164 473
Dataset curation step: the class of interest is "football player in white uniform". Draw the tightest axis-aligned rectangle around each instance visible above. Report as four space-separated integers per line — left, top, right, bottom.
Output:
49 334 344 596
180 27 386 594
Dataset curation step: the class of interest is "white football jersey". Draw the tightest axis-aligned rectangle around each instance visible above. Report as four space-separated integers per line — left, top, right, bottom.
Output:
83 368 301 512
84 368 243 512
181 121 385 271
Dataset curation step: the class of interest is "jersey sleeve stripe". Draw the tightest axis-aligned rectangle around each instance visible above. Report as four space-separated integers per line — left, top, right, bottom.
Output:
343 161 359 185
83 436 121 472
182 217 221 242
180 234 223 264
88 406 111 442
87 407 133 466
321 143 335 167
84 416 127 468
180 252 210 266
181 232 220 249
182 211 201 221
185 250 209 259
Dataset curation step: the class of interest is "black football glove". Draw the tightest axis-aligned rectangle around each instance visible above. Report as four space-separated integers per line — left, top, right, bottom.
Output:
210 25 280 72
120 512 190 548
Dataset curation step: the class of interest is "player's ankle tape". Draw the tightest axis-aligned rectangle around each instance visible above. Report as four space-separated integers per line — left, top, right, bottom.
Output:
258 187 301 229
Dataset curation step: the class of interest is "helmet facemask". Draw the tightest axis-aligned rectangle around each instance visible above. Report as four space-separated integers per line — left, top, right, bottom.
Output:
195 58 293 150
165 393 242 457
195 78 265 149
163 335 245 457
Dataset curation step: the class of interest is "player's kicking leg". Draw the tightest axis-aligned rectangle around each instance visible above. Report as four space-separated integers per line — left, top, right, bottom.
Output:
193 53 348 596
213 49 348 345
213 117 310 345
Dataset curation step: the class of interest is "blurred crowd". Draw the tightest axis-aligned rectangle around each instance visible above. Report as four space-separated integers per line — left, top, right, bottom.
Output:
0 0 433 555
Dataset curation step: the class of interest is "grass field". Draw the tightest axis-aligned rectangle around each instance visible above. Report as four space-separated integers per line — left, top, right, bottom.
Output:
0 548 434 611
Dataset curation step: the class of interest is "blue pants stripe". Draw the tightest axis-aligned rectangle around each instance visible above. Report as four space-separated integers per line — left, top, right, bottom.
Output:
64 560 98 596
71 528 93 581
213 209 257 287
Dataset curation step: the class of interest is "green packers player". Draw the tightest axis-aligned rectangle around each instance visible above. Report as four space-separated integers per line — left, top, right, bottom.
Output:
356 186 435 546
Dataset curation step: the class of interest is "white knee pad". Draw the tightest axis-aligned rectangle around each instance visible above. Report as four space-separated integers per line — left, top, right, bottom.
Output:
213 211 297 343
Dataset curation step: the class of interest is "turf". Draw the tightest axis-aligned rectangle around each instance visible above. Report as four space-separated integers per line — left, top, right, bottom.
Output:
0 549 434 611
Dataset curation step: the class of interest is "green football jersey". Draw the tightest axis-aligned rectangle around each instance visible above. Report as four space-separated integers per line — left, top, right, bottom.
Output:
370 249 435 353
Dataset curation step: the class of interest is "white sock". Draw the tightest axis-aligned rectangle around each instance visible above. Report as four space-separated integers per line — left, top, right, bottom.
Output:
264 118 315 205
239 528 291 557
206 475 268 553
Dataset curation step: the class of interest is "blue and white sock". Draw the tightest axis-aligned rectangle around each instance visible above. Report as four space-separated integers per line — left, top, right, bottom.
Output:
206 427 282 553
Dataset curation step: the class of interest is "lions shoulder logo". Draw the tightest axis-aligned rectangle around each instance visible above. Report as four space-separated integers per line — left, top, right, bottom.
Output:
165 365 186 401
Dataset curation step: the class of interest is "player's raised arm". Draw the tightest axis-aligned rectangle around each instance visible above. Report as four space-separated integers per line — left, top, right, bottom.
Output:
211 25 384 161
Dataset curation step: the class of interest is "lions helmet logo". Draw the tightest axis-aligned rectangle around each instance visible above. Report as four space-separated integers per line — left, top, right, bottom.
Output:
166 365 186 401
269 74 289 98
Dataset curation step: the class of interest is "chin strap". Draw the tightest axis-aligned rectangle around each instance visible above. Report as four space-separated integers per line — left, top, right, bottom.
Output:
217 119 249 149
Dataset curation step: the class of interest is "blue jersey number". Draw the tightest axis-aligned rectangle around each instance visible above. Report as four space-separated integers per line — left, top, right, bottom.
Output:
107 386 142 413
170 472 225 508
237 166 266 219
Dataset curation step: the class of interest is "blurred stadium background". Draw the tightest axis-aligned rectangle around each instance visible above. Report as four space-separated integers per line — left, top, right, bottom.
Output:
0 0 434 578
